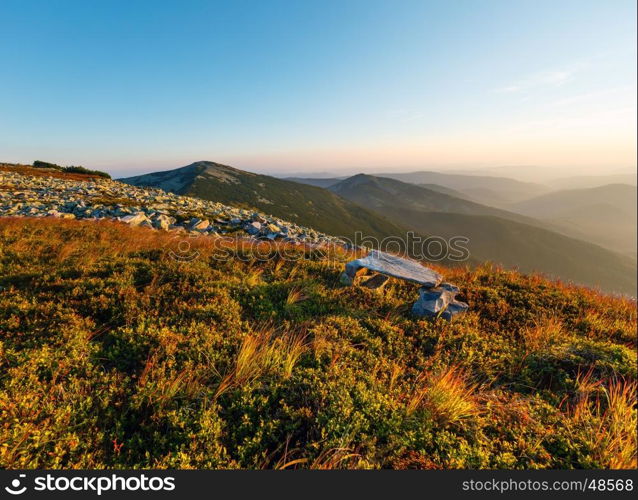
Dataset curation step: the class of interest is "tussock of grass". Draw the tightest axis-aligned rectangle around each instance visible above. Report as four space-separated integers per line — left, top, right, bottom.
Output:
214 326 309 398
0 218 635 469
567 377 637 469
407 365 479 424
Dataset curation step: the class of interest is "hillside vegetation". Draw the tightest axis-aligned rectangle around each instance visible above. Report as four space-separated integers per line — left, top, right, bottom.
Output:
0 218 635 469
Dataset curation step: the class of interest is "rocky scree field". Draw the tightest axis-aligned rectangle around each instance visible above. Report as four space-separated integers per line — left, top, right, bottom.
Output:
0 214 635 469
0 165 345 247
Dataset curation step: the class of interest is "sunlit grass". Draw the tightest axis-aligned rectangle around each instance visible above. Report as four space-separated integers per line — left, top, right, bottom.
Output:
0 217 635 469
407 365 479 424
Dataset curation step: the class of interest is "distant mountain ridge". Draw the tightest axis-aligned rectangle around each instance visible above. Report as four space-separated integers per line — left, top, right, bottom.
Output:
285 177 343 189
330 174 545 226
287 170 551 206
508 183 637 256
375 170 550 205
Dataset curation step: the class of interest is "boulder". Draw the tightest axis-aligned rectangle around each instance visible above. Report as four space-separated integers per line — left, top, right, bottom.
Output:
412 283 468 320
190 218 210 231
153 214 175 231
120 213 150 226
245 221 262 235
251 213 267 223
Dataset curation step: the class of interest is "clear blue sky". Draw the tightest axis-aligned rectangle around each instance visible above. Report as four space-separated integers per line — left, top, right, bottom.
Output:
0 0 635 176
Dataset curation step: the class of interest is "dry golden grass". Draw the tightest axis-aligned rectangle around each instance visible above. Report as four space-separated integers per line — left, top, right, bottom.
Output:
214 326 309 398
568 377 637 469
522 317 565 353
407 365 479 424
285 286 310 305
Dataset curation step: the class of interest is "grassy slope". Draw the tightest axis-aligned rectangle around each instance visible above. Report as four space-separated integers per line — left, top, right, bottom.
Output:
0 163 105 182
0 218 635 469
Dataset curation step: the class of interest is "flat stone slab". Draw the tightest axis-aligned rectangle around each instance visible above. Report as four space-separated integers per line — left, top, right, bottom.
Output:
342 250 442 288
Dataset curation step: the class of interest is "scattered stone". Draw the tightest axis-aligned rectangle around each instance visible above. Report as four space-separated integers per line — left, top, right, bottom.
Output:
245 221 262 235
120 213 149 226
0 169 347 247
190 218 210 231
153 214 174 231
340 250 467 319
251 213 266 223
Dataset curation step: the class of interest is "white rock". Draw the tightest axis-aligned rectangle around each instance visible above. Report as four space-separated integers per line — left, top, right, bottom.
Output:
120 213 150 226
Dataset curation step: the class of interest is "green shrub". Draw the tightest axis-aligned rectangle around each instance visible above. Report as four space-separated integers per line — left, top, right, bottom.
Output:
33 160 63 170
62 166 111 179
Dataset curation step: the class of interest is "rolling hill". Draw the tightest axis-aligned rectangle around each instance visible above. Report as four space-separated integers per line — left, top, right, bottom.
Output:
285 177 343 188
287 176 473 200
119 161 413 243
329 175 637 294
330 174 544 226
508 184 637 256
376 170 550 206
550 173 637 190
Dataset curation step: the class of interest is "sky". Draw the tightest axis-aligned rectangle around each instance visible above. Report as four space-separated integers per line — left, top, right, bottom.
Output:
0 0 636 178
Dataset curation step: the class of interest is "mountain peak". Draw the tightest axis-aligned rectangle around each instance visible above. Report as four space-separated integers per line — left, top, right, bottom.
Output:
334 173 377 189
186 161 256 184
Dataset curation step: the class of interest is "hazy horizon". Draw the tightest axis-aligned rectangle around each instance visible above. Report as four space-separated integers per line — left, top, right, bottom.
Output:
109 160 637 184
1 0 636 179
